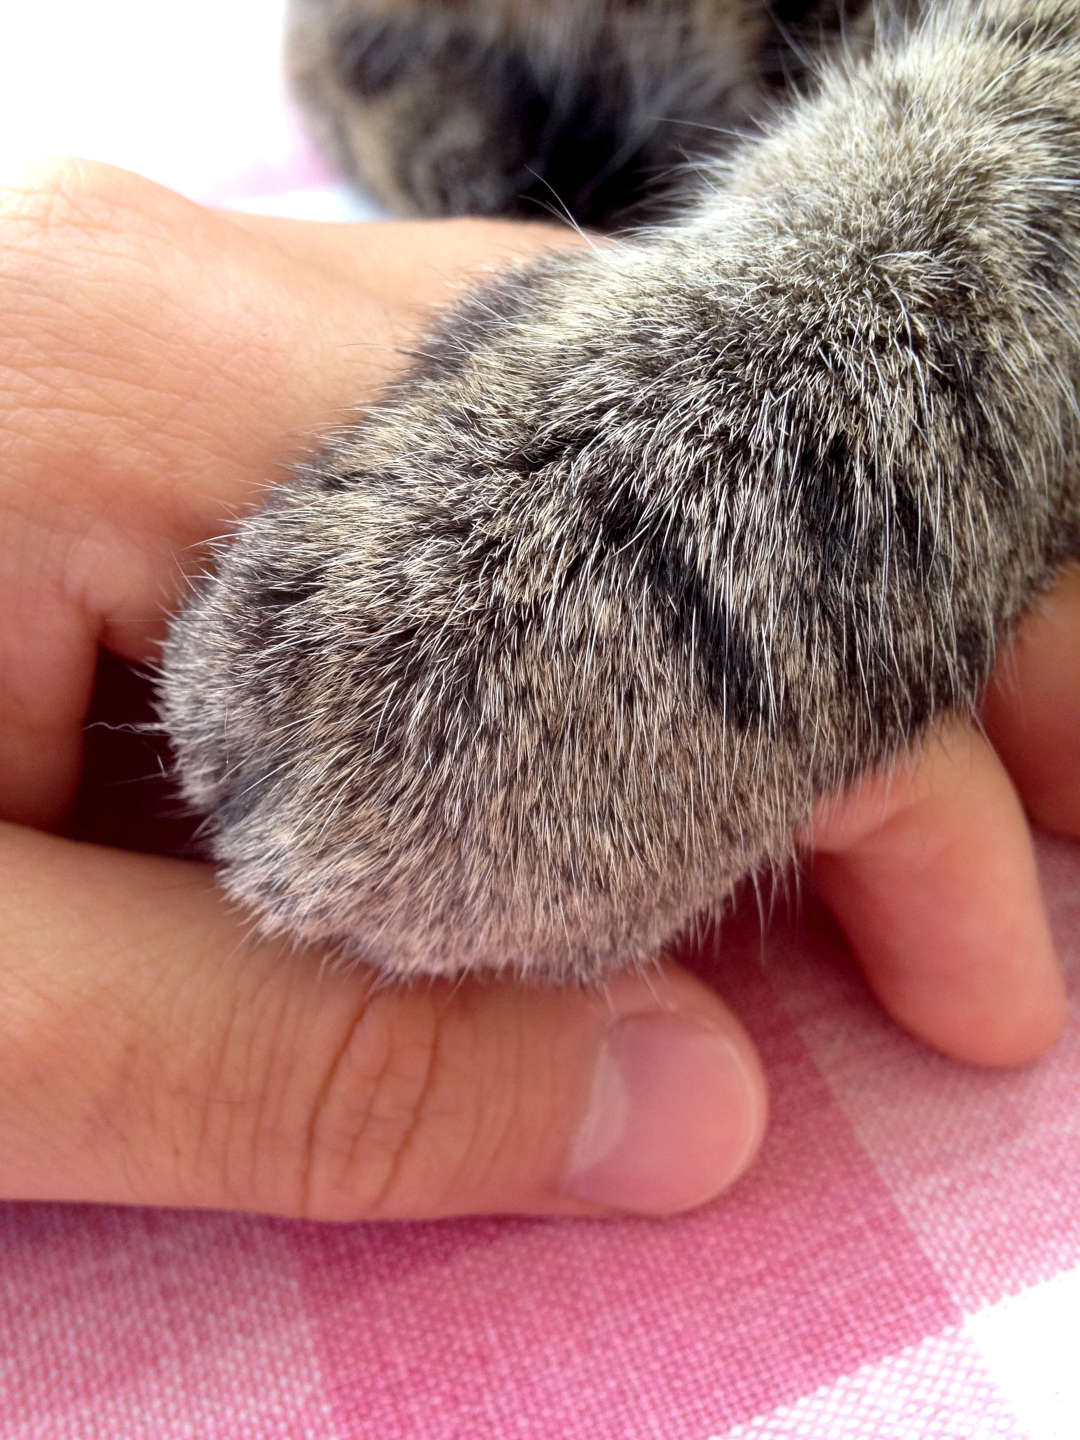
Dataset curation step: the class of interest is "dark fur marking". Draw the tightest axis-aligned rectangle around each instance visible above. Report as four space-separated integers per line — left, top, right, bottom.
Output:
335 16 416 97
503 428 596 480
796 431 880 581
976 13 1079 54
400 31 703 224
426 422 766 726
249 566 324 613
798 427 942 585
393 39 550 216
998 103 1078 150
519 69 665 226
406 272 541 386
336 609 485 819
238 564 326 656
759 0 856 89
314 464 360 493
1026 202 1074 290
592 483 766 728
403 324 471 387
217 763 283 832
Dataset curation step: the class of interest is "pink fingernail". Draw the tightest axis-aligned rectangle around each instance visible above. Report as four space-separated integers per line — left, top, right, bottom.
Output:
565 1014 764 1214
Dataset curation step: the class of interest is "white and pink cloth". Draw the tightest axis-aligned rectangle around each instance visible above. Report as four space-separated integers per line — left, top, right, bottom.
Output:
3 841 1078 1439
1 3 1078 1435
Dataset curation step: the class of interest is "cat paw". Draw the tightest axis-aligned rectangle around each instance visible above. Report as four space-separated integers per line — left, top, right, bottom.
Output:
159 212 1065 979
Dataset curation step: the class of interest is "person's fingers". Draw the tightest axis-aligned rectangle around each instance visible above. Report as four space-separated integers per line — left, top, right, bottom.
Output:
803 723 1067 1068
982 565 1080 838
223 209 580 300
0 158 578 643
0 158 576 828
0 822 766 1219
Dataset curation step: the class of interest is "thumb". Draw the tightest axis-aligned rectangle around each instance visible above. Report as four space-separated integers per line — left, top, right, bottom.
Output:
0 824 766 1220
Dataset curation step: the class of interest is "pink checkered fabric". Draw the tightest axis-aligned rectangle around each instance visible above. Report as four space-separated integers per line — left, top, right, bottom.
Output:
2 3 1079 1434
3 835 1078 1439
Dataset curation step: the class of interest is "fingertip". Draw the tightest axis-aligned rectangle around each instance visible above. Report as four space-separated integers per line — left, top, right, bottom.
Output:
983 565 1080 838
561 985 768 1215
808 725 1068 1069
836 910 1069 1069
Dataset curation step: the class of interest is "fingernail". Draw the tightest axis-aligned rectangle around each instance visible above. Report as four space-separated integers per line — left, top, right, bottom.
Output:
564 1015 764 1214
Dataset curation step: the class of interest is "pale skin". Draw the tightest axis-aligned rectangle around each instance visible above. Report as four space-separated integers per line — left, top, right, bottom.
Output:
0 158 1077 1222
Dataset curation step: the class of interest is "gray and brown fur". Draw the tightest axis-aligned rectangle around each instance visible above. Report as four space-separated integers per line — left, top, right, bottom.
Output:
285 0 837 222
160 0 1080 980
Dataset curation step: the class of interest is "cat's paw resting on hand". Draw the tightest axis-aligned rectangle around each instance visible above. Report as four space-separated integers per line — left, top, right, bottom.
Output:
159 0 1080 981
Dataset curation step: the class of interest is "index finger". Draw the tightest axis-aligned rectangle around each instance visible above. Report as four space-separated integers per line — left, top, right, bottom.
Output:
0 159 575 827
803 723 1067 1068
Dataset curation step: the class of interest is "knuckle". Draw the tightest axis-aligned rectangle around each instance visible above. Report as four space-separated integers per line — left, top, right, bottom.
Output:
0 155 197 540
0 157 153 409
293 988 490 1222
0 156 160 252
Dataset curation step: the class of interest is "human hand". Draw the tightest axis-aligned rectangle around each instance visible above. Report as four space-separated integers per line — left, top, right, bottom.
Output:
0 160 1075 1222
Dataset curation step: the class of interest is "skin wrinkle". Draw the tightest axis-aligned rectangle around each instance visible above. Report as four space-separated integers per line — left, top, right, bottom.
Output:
298 986 382 1218
318 989 446 1220
434 987 533 1211
0 891 139 1189
316 1006 389 1218
4 180 319 472
229 964 317 1215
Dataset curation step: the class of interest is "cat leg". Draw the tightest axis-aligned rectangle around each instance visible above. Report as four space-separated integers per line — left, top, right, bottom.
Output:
286 0 792 225
161 0 1080 980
